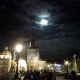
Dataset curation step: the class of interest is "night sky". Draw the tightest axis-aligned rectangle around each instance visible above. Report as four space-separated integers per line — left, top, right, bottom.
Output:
0 0 80 60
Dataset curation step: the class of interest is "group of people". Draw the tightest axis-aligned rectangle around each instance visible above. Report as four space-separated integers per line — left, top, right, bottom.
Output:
21 70 57 80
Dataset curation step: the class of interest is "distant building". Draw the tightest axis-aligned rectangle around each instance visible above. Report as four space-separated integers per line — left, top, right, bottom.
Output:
27 37 68 72
0 47 12 79
61 65 67 74
38 60 47 70
47 62 61 72
77 58 80 73
27 37 41 70
27 37 49 71
18 59 27 71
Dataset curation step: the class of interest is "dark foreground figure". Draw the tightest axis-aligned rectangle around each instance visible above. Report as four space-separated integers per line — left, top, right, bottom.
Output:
20 70 56 80
71 70 76 80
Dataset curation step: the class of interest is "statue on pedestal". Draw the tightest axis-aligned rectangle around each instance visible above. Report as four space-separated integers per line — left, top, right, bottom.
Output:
10 51 16 72
72 54 78 73
68 54 78 73
7 51 16 80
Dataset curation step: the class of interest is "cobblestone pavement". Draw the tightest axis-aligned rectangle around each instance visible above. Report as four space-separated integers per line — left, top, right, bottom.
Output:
56 77 71 80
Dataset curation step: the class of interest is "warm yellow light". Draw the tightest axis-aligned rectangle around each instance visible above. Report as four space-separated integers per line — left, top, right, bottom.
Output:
39 67 41 70
48 65 50 67
16 45 22 52
1 56 3 59
65 61 68 65
55 63 57 66
5 56 7 59
18 59 27 66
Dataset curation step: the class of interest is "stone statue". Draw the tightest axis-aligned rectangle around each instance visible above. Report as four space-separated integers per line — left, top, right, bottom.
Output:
13 51 16 67
7 51 16 80
73 54 77 68
72 54 78 73
68 54 78 73
10 51 16 72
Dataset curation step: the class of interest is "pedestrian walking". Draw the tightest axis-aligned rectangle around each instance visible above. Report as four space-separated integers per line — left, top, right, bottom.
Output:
71 70 76 80
38 71 46 80
53 71 57 80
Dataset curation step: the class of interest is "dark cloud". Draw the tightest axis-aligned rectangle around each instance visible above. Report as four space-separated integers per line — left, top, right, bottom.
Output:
0 0 80 60
37 37 80 60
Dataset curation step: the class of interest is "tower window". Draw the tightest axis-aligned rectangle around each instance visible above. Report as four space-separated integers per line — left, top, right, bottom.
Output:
3 66 6 68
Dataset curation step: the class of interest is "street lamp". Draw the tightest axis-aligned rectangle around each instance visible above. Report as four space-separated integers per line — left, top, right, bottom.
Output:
16 45 22 52
48 65 50 70
65 61 68 75
15 45 22 79
54 63 57 72
54 63 57 66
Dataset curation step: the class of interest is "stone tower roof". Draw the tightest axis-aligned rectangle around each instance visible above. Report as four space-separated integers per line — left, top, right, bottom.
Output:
2 47 11 55
29 37 35 48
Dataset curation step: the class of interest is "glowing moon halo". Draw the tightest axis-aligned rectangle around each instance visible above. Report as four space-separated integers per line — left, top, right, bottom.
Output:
40 19 48 26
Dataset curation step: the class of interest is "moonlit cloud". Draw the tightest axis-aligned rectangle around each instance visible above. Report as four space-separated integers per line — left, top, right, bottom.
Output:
15 0 52 18
0 0 80 60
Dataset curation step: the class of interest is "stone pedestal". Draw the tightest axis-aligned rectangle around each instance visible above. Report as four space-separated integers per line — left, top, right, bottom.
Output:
72 67 78 73
72 54 78 73
7 72 15 80
7 63 15 80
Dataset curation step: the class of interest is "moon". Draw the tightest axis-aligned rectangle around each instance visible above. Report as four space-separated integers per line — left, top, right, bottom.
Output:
40 19 48 26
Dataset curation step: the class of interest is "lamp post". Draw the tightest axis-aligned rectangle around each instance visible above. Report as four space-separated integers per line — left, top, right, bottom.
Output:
15 45 22 79
54 63 57 72
48 65 50 70
65 61 68 75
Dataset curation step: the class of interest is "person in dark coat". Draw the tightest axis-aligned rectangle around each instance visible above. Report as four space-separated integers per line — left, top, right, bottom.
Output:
33 70 40 80
38 71 45 80
71 70 76 80
46 71 49 80
23 71 31 80
53 70 57 80
49 71 53 80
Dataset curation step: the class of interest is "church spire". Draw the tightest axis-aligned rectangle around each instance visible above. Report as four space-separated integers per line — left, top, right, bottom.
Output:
30 37 35 48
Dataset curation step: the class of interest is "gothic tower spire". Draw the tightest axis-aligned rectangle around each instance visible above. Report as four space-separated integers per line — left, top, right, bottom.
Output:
27 37 39 70
30 37 35 48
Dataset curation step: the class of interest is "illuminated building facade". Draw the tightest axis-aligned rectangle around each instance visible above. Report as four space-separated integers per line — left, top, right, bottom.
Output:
0 47 12 78
27 37 39 70
27 37 73 73
47 62 61 72
27 37 65 72
38 60 47 70
18 59 27 71
61 65 67 73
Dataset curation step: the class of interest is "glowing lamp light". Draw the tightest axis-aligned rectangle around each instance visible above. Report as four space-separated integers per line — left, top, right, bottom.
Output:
18 60 27 66
16 45 22 52
65 61 68 65
5 56 7 59
48 65 49 67
1 56 3 59
55 63 57 66
39 67 41 70
41 19 48 25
